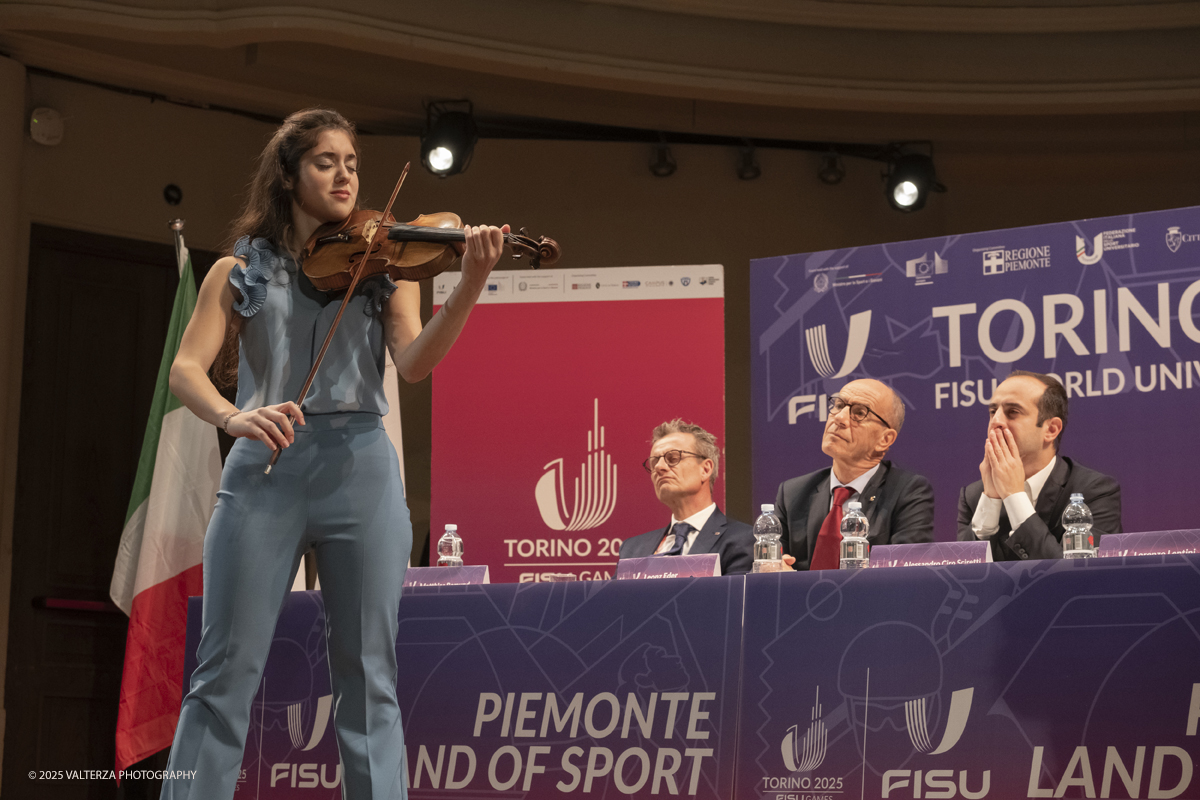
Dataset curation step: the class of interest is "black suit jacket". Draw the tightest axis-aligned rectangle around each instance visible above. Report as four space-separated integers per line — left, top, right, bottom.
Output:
956 456 1121 561
775 460 934 571
618 507 754 575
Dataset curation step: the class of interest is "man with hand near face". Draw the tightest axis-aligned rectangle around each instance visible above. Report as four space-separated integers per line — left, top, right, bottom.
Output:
957 370 1121 560
619 420 754 575
777 378 934 571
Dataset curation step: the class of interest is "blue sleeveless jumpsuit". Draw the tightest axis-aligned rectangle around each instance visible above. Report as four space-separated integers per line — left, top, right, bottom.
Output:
162 237 411 799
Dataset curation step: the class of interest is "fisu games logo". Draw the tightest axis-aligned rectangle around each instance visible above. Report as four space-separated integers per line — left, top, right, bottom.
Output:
904 687 973 754
288 695 332 751
786 311 871 424
535 399 617 531
770 686 984 799
781 688 829 771
806 310 872 379
267 694 343 789
778 686 975 771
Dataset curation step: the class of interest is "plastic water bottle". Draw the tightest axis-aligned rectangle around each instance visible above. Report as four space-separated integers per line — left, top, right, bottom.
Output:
1061 493 1095 559
437 524 463 567
839 501 870 570
751 504 784 573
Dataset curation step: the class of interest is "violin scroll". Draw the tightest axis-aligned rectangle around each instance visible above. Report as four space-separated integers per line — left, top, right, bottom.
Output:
507 228 561 268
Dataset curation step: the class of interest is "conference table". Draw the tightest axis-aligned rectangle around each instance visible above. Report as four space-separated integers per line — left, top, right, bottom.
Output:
185 553 1200 799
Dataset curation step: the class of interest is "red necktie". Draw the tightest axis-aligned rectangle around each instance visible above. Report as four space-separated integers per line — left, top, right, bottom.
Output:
811 486 855 570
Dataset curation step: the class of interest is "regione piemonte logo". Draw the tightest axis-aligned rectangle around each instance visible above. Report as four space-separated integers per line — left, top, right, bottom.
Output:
905 687 974 754
535 399 618 531
781 687 828 771
288 694 333 751
806 310 871 379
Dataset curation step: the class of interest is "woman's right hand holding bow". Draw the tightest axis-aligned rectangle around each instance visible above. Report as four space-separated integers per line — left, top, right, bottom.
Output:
224 402 306 451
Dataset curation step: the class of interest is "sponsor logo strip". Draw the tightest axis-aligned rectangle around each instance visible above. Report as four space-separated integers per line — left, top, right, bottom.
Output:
434 265 724 304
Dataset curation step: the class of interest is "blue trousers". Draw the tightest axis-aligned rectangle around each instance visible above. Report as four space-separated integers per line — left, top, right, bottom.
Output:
162 413 411 800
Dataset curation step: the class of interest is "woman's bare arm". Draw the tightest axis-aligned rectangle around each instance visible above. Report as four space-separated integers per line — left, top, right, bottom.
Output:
169 257 303 450
384 224 506 382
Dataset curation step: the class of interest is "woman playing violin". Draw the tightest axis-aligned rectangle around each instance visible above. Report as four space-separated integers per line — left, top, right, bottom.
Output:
161 108 506 799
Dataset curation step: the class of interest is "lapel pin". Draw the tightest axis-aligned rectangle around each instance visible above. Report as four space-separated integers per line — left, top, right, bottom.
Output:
869 496 876 502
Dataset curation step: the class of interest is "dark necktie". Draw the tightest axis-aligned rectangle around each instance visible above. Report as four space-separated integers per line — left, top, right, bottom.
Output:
811 486 855 570
658 522 693 556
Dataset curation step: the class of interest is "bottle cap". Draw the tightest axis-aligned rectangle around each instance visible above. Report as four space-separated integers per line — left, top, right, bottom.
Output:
445 523 457 531
846 500 862 511
1069 493 1084 502
760 504 774 514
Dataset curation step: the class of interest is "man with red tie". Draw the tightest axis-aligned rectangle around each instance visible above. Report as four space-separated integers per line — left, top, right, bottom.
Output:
777 379 934 571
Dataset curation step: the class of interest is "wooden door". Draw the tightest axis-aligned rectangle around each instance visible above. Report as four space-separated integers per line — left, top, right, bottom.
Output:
3 225 213 799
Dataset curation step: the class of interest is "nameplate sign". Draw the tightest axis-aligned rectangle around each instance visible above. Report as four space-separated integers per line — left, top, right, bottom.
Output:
403 565 490 587
1096 530 1200 557
868 540 993 568
615 553 721 580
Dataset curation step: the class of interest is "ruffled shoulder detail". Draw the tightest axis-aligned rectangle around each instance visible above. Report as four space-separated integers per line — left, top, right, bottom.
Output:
359 273 398 316
229 236 291 317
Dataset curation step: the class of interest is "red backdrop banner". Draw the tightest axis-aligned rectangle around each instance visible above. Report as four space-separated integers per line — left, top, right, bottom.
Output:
432 266 725 583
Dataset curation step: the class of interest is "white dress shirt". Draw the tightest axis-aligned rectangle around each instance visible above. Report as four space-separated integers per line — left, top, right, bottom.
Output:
972 456 1057 539
655 503 717 555
830 463 881 513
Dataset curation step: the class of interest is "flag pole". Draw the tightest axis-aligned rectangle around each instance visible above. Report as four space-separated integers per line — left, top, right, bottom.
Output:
112 217 220 774
169 219 186 277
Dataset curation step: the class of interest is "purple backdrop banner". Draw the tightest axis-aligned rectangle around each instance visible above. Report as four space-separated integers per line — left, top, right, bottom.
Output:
736 554 1200 800
185 557 1200 798
751 206 1200 538
186 576 745 798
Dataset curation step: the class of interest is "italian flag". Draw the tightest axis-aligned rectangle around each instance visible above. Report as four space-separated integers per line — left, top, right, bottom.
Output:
110 240 221 774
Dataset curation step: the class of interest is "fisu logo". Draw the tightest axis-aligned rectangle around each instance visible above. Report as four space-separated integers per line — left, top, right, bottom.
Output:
805 310 871 379
1076 233 1103 265
781 687 828 771
287 694 333 751
905 687 973 754
535 399 618 531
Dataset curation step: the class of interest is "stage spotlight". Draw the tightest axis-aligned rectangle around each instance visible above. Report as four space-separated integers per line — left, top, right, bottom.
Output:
736 143 761 180
649 141 677 177
884 153 943 212
421 105 477 178
818 152 845 185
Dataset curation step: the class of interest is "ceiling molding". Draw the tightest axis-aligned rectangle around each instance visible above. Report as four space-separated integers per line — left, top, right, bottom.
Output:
0 33 397 126
3 1 1200 121
582 0 1200 34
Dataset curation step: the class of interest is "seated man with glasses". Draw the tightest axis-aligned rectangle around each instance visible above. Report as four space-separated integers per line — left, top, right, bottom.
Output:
619 419 754 575
777 378 934 571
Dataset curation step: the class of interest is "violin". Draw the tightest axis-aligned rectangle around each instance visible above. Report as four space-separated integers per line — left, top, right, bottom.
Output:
267 167 558 474
301 209 561 291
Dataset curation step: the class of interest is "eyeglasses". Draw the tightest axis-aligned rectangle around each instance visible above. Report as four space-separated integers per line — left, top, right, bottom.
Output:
828 395 892 429
643 450 707 473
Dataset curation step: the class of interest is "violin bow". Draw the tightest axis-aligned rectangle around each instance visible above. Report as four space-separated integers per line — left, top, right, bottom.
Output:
265 163 411 474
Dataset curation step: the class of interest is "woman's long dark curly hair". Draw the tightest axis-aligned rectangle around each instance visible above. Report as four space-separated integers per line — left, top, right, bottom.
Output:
212 108 359 389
